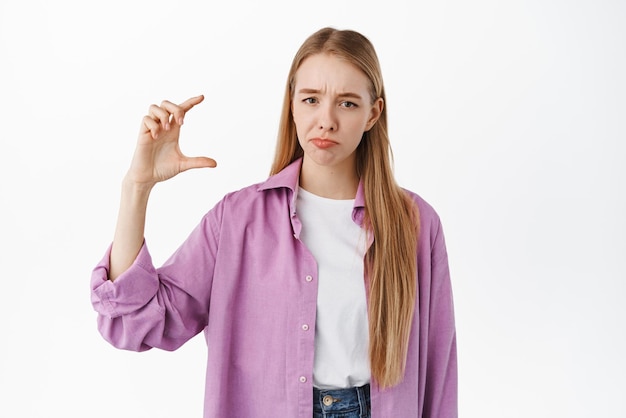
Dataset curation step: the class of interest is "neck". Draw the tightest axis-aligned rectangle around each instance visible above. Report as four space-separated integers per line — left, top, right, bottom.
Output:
299 157 358 199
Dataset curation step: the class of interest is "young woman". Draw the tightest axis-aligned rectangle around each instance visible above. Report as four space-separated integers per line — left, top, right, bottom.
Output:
91 27 457 417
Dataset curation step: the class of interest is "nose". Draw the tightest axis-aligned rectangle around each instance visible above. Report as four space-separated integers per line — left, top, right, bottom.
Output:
318 103 337 132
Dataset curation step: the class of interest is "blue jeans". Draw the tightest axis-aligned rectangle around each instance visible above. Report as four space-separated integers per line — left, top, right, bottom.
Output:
313 384 371 418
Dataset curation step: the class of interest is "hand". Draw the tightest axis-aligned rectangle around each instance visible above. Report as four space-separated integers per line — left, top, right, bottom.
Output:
126 95 216 187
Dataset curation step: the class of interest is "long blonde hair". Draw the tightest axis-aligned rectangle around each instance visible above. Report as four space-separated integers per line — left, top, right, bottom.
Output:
270 27 420 389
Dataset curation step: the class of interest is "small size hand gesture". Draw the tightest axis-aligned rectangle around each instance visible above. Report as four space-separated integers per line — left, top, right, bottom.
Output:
128 95 216 187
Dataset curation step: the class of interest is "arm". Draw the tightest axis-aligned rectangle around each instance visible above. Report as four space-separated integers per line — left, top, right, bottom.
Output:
424 219 458 417
90 96 219 351
91 207 221 352
109 95 216 281
109 178 151 280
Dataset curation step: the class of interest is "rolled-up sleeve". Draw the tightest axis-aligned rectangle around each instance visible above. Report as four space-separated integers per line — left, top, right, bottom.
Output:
90 203 222 352
91 243 159 319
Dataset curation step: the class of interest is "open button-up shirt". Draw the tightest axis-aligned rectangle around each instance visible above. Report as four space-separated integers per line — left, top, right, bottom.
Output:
91 158 458 417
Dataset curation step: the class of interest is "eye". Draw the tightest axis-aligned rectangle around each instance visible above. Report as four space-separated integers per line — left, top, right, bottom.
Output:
341 101 358 108
303 97 318 104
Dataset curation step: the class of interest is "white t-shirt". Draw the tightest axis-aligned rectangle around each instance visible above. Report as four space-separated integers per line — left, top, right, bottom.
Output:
296 187 370 389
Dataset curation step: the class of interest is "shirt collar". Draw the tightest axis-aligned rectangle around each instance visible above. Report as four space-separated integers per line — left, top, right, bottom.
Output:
257 157 366 210
258 157 367 237
257 158 302 194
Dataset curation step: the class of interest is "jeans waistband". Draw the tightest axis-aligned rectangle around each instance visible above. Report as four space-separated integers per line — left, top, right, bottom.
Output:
313 384 371 416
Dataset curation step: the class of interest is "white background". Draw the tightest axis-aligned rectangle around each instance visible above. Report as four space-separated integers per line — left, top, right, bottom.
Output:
1 0 624 416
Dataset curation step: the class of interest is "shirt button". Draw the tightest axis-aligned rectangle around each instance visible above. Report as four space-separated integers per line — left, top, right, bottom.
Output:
299 376 307 383
301 324 309 331
305 275 313 282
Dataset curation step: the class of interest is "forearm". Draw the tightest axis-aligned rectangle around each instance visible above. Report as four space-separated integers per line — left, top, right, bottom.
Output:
109 176 154 281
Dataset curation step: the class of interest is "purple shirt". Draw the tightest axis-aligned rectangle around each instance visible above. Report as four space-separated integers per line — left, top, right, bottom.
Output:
91 158 458 417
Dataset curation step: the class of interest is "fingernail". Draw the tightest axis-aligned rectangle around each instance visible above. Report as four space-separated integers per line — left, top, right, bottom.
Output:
165 123 170 131
179 117 184 125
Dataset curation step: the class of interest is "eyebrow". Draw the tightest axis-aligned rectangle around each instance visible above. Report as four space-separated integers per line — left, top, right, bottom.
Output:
296 88 364 100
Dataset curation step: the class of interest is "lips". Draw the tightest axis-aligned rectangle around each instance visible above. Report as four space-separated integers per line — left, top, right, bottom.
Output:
310 138 338 149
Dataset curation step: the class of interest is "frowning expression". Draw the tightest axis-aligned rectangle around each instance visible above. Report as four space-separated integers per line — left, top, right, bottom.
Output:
292 53 383 171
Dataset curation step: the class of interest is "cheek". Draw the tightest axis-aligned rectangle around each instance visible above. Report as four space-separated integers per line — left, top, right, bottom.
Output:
293 107 307 125
293 117 306 144
292 110 312 137
346 115 369 133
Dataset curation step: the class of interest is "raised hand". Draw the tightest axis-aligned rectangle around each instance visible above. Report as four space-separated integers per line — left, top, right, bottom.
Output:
109 95 217 280
127 95 217 187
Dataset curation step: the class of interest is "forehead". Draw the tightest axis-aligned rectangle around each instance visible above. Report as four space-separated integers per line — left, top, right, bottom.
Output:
294 53 370 93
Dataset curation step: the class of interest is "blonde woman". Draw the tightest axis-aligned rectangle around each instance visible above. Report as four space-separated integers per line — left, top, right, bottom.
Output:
91 27 457 417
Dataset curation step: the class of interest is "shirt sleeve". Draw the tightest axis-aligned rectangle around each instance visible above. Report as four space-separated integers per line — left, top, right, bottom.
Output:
423 218 458 417
90 203 222 352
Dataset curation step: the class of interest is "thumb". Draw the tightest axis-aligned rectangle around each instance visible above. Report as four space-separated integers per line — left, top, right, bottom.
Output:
180 156 218 172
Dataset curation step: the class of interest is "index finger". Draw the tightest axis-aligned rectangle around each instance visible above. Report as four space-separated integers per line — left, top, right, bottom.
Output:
179 95 205 113
159 95 204 127
172 95 204 126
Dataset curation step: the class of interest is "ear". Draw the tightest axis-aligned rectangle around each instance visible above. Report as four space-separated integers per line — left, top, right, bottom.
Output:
365 97 384 131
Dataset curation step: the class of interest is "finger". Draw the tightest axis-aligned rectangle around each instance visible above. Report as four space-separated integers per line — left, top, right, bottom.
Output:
179 95 204 112
159 99 186 127
158 95 204 127
148 104 172 131
180 156 217 172
176 95 205 125
141 115 160 139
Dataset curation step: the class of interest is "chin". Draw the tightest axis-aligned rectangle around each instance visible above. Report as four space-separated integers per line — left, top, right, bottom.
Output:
304 151 355 170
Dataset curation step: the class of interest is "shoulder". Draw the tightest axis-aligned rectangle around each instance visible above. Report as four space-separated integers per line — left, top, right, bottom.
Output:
402 188 442 227
214 160 299 209
401 187 448 254
205 180 289 220
221 181 267 204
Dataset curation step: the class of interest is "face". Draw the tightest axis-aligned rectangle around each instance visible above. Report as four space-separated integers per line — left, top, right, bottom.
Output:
291 53 383 172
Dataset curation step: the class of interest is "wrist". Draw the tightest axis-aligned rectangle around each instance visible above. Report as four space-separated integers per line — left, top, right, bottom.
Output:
122 173 155 193
121 175 155 204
